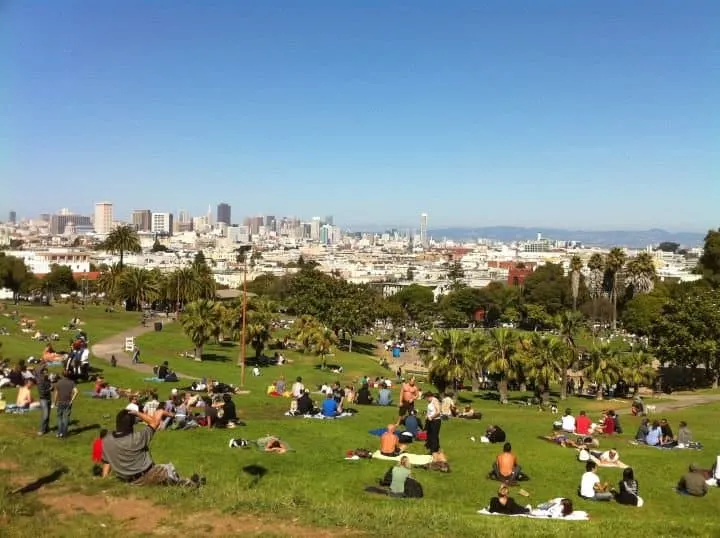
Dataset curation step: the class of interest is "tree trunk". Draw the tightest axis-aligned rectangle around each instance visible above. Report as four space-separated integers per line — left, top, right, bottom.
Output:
542 389 550 405
560 371 568 400
471 373 479 393
611 280 617 331
713 372 719 389
596 386 604 400
347 334 353 353
195 345 203 361
498 379 509 404
119 250 124 270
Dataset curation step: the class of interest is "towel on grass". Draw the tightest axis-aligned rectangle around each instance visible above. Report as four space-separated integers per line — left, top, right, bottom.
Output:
371 451 433 465
477 508 590 521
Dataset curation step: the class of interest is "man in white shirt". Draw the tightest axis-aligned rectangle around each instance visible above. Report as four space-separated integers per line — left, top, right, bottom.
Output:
596 448 620 464
125 395 140 413
143 393 160 417
579 461 612 500
291 376 305 399
561 408 576 433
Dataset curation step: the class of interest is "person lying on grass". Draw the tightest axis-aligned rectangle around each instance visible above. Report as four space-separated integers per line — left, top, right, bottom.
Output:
488 484 530 515
102 408 204 487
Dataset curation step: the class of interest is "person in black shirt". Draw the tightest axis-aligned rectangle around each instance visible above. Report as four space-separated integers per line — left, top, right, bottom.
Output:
660 418 675 446
356 384 373 405
157 361 169 380
296 390 314 415
488 484 529 515
35 365 53 435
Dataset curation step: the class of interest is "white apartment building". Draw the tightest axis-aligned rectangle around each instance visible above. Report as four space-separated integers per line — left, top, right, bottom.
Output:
4 249 91 274
152 212 173 235
94 202 114 234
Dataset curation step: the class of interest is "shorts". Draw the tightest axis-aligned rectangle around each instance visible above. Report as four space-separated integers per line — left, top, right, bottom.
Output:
398 401 415 416
131 463 180 486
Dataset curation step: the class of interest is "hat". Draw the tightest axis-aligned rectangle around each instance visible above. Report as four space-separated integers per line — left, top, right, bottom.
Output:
171 388 178 395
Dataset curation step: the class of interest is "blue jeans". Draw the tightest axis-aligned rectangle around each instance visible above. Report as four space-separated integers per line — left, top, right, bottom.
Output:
57 403 72 437
39 398 51 434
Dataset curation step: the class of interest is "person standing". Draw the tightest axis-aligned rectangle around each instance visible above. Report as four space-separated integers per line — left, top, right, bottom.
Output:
132 345 141 364
424 391 442 454
35 364 53 435
53 371 78 438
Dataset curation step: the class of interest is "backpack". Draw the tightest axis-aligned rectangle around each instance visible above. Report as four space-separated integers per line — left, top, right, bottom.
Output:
354 448 372 459
404 477 424 498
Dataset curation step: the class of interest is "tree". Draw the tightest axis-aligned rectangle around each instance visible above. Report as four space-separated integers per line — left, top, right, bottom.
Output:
555 310 583 399
44 264 78 295
583 344 622 400
446 261 465 290
101 225 141 269
118 267 159 311
391 284 435 326
625 252 657 297
421 329 473 394
586 253 605 301
180 299 221 360
521 263 573 315
483 328 518 404
97 263 125 304
521 303 553 331
697 228 720 285
151 240 170 253
657 242 679 253
620 349 657 395
569 255 583 310
309 325 339 370
0 253 33 302
519 333 571 404
439 286 485 327
621 289 668 336
604 248 627 331
651 286 720 388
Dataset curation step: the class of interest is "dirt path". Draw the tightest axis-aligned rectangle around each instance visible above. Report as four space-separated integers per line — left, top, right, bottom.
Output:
90 317 191 379
645 393 720 413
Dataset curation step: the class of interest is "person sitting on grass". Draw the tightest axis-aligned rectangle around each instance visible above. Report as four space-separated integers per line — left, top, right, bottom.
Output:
212 393 238 428
356 383 373 405
297 389 315 415
377 382 392 406
102 408 204 487
660 418 676 447
579 461 612 501
16 378 39 409
676 464 708 497
575 410 591 436
613 467 644 507
321 392 338 418
380 424 401 457
458 404 481 419
389 455 423 498
484 425 506 444
645 420 663 446
677 421 693 447
491 442 522 482
560 408 576 433
488 484 530 515
401 410 423 438
634 418 650 444
91 429 108 476
601 410 616 435
440 393 456 418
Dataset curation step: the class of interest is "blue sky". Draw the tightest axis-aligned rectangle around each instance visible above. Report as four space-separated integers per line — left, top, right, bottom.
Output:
1 1 718 230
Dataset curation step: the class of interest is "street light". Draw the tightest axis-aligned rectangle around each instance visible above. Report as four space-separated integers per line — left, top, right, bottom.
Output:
236 245 252 387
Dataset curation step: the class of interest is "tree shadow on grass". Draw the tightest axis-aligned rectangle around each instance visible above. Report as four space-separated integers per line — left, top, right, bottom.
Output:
338 340 376 356
198 353 230 362
11 467 68 495
242 464 267 489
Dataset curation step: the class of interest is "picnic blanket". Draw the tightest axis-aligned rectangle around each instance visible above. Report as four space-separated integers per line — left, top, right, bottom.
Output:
371 451 433 465
477 508 589 521
591 458 629 469
284 412 354 419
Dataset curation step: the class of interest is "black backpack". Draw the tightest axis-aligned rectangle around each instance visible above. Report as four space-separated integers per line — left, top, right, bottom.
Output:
404 477 424 498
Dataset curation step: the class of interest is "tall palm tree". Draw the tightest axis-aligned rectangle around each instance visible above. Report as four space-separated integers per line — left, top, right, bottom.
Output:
586 253 605 301
620 349 657 395
421 329 473 394
97 263 124 304
309 325 339 370
583 343 622 400
180 299 221 360
118 267 159 311
604 248 627 331
245 322 272 361
102 225 141 269
483 328 518 404
292 314 322 352
555 310 583 399
569 255 583 311
625 252 657 297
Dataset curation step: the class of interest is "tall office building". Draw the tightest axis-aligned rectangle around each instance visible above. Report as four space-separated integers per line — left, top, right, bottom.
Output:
419 213 428 248
325 215 334 226
264 215 276 232
132 210 152 231
217 203 231 225
151 212 173 235
8 211 16 224
178 209 190 223
50 213 92 235
310 217 322 241
94 202 114 234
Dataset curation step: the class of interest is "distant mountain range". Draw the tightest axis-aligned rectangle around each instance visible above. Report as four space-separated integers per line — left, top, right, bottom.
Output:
427 226 706 248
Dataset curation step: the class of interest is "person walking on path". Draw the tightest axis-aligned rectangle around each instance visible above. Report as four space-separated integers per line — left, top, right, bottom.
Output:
53 371 78 438
132 345 141 364
35 364 53 435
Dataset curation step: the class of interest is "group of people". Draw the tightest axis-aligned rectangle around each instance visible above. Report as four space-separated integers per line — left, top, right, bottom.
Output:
556 408 621 436
635 418 695 448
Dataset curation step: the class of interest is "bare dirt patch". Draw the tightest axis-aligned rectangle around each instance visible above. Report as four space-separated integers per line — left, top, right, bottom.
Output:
0 460 20 472
38 490 358 537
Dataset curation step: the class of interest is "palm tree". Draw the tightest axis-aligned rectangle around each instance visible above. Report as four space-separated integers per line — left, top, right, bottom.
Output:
604 248 627 331
621 349 657 395
421 329 473 394
583 344 622 400
483 328 518 404
625 252 657 297
245 322 272 361
519 333 570 404
118 267 159 311
97 263 124 304
180 299 221 360
569 255 583 310
555 310 583 399
102 225 141 269
586 253 605 301
309 325 339 369
292 314 322 352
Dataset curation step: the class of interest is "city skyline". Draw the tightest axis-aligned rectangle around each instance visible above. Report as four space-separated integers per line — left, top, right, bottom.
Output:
2 2 718 230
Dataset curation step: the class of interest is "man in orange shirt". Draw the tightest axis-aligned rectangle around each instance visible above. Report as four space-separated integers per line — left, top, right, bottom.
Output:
380 424 401 457
492 442 521 481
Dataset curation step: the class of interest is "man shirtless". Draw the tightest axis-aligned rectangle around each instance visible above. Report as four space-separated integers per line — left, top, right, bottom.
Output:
397 377 419 424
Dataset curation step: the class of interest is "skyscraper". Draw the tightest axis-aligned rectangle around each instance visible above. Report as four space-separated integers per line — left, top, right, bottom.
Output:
132 210 152 231
8 211 16 224
217 203 231 225
151 212 173 235
420 213 428 248
310 217 322 241
50 213 92 235
94 202 114 234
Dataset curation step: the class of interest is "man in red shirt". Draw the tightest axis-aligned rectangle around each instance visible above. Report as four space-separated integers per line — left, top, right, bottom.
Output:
576 410 591 435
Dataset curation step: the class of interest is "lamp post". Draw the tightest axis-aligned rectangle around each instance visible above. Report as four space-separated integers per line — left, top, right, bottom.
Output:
237 245 252 387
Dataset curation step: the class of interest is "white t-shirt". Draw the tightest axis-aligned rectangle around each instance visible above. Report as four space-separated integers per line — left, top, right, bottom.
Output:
426 398 439 420
580 471 600 498
125 402 139 413
80 348 90 365
600 450 619 463
561 415 576 432
291 382 304 399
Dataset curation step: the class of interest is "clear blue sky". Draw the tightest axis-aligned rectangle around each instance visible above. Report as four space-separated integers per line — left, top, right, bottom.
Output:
1 1 718 230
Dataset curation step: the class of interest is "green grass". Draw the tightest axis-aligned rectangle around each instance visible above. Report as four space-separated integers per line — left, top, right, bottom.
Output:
1 303 719 537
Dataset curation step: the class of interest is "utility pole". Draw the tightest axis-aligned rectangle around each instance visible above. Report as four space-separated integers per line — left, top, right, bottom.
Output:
237 245 252 387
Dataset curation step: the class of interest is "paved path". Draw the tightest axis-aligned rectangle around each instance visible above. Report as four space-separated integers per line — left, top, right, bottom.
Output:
91 318 191 380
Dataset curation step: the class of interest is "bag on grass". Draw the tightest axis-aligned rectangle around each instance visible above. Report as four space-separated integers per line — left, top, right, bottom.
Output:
354 448 372 459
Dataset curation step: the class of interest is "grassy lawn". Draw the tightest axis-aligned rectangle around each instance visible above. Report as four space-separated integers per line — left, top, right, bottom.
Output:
1 304 719 537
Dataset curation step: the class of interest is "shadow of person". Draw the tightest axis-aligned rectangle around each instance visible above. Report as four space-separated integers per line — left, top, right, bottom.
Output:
12 467 69 495
242 464 267 489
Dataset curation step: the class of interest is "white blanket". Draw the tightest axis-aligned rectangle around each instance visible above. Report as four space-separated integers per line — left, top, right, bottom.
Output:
371 451 433 465
477 508 590 521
